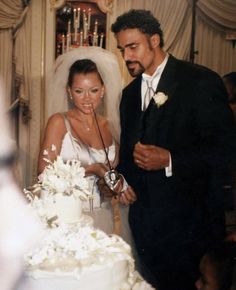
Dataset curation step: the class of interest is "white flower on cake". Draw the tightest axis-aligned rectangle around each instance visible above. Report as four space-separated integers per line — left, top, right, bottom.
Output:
24 224 134 273
39 156 90 199
24 155 92 225
51 144 56 152
153 92 168 108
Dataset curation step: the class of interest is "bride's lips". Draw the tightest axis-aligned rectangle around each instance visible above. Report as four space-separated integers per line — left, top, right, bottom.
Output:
82 103 93 111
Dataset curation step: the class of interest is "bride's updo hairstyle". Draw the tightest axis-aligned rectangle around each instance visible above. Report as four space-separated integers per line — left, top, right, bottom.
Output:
67 59 104 88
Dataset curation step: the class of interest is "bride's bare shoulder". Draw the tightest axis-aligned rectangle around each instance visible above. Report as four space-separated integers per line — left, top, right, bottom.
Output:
46 112 66 130
48 112 64 123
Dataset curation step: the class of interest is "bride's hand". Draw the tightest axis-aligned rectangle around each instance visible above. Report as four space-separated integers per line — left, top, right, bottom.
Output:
119 186 137 206
85 163 109 178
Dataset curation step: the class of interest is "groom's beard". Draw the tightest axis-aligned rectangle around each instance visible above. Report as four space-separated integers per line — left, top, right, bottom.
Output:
126 61 145 77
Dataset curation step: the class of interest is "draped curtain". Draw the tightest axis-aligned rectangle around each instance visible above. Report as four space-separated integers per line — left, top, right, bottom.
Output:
195 0 236 75
0 0 31 186
0 0 31 108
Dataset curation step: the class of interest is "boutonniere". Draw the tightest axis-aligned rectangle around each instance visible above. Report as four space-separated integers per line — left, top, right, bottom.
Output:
153 92 168 108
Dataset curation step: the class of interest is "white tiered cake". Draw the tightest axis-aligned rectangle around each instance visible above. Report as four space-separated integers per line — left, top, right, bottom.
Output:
18 223 135 290
18 157 145 290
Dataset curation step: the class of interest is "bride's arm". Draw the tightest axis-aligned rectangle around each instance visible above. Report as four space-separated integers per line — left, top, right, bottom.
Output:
37 113 66 174
111 141 119 168
85 163 109 178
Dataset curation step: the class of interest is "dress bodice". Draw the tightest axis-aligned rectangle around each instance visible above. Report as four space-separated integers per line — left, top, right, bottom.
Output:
59 113 116 166
60 132 116 167
59 113 116 211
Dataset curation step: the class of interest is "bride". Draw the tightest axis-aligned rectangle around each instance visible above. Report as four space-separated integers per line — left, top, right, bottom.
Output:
37 47 136 247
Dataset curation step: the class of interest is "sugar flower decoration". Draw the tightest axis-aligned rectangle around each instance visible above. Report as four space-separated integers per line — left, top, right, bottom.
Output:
51 144 56 151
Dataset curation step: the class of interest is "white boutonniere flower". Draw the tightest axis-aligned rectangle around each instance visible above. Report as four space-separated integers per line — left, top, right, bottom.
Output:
153 92 168 108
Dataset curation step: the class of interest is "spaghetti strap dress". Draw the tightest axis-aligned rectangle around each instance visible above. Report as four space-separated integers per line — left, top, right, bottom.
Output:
60 113 135 249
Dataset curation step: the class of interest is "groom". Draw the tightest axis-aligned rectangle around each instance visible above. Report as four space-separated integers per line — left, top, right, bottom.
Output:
112 9 236 290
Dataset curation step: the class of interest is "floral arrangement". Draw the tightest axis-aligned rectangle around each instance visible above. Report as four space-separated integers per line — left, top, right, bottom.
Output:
24 155 91 226
28 144 91 200
37 156 90 199
153 92 168 108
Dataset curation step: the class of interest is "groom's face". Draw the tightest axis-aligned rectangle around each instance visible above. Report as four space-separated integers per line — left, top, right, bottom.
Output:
116 28 158 77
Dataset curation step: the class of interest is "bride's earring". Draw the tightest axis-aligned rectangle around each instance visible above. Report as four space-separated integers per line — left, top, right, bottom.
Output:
101 87 105 98
68 88 73 101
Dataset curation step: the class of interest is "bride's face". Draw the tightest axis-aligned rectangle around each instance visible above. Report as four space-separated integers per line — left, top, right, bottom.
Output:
69 72 105 114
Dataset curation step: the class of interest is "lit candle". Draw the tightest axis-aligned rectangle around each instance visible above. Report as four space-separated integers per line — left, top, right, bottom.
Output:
62 34 65 54
87 8 91 31
66 33 70 51
80 31 83 46
73 8 76 27
74 20 77 43
77 7 80 30
92 32 96 46
83 9 86 27
99 33 104 48
94 33 98 46
94 20 98 35
84 22 88 41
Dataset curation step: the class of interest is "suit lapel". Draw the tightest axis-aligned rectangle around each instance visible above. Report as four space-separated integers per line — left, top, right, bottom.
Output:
126 77 143 142
141 55 179 145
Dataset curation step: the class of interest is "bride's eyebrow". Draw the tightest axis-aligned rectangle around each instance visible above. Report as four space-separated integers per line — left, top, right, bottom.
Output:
72 86 101 90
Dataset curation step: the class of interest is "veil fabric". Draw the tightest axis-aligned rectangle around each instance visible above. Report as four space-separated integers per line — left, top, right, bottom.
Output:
46 47 122 143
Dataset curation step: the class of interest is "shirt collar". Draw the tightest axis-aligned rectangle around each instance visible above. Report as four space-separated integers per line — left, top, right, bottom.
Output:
142 53 169 82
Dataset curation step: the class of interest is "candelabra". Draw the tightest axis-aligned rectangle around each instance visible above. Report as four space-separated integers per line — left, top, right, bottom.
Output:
56 3 106 56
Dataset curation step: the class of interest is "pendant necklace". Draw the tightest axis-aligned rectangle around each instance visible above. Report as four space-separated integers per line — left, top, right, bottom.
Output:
81 117 94 132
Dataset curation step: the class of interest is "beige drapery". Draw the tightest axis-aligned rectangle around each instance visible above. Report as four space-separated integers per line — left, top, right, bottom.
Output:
135 0 192 59
0 0 31 108
109 0 236 86
0 0 31 186
195 0 236 75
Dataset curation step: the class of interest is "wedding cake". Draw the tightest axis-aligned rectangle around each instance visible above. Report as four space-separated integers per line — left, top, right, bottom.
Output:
18 157 137 290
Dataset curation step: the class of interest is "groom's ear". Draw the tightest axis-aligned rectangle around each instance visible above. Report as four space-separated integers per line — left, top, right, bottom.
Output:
150 34 160 48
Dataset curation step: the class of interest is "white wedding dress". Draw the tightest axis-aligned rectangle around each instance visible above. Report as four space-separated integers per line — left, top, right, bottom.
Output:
59 114 134 248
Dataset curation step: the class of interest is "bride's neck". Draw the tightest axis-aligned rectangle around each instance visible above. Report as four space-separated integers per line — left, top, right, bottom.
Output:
70 109 96 131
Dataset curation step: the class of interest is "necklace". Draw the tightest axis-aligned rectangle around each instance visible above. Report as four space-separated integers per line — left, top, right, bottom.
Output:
81 117 94 132
73 116 95 133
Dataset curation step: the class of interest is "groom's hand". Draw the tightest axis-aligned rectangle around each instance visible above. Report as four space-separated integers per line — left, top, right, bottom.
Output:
133 142 170 171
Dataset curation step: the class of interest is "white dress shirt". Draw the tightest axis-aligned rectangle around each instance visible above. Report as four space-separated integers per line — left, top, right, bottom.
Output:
141 54 172 177
141 54 169 110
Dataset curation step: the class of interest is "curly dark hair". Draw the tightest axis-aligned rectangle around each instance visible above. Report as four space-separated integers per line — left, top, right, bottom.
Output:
111 9 164 48
68 59 103 87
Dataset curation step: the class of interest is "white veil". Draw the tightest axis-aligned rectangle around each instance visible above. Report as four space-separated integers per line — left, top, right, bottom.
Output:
46 47 122 143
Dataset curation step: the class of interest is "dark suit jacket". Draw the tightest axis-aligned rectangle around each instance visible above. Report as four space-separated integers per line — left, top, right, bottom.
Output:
118 55 236 280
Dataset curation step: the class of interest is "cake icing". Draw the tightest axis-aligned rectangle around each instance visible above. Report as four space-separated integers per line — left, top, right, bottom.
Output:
40 192 82 223
20 156 138 290
19 223 135 290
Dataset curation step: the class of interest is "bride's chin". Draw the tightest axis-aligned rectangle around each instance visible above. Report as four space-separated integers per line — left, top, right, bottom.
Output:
81 104 92 111
81 108 93 114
